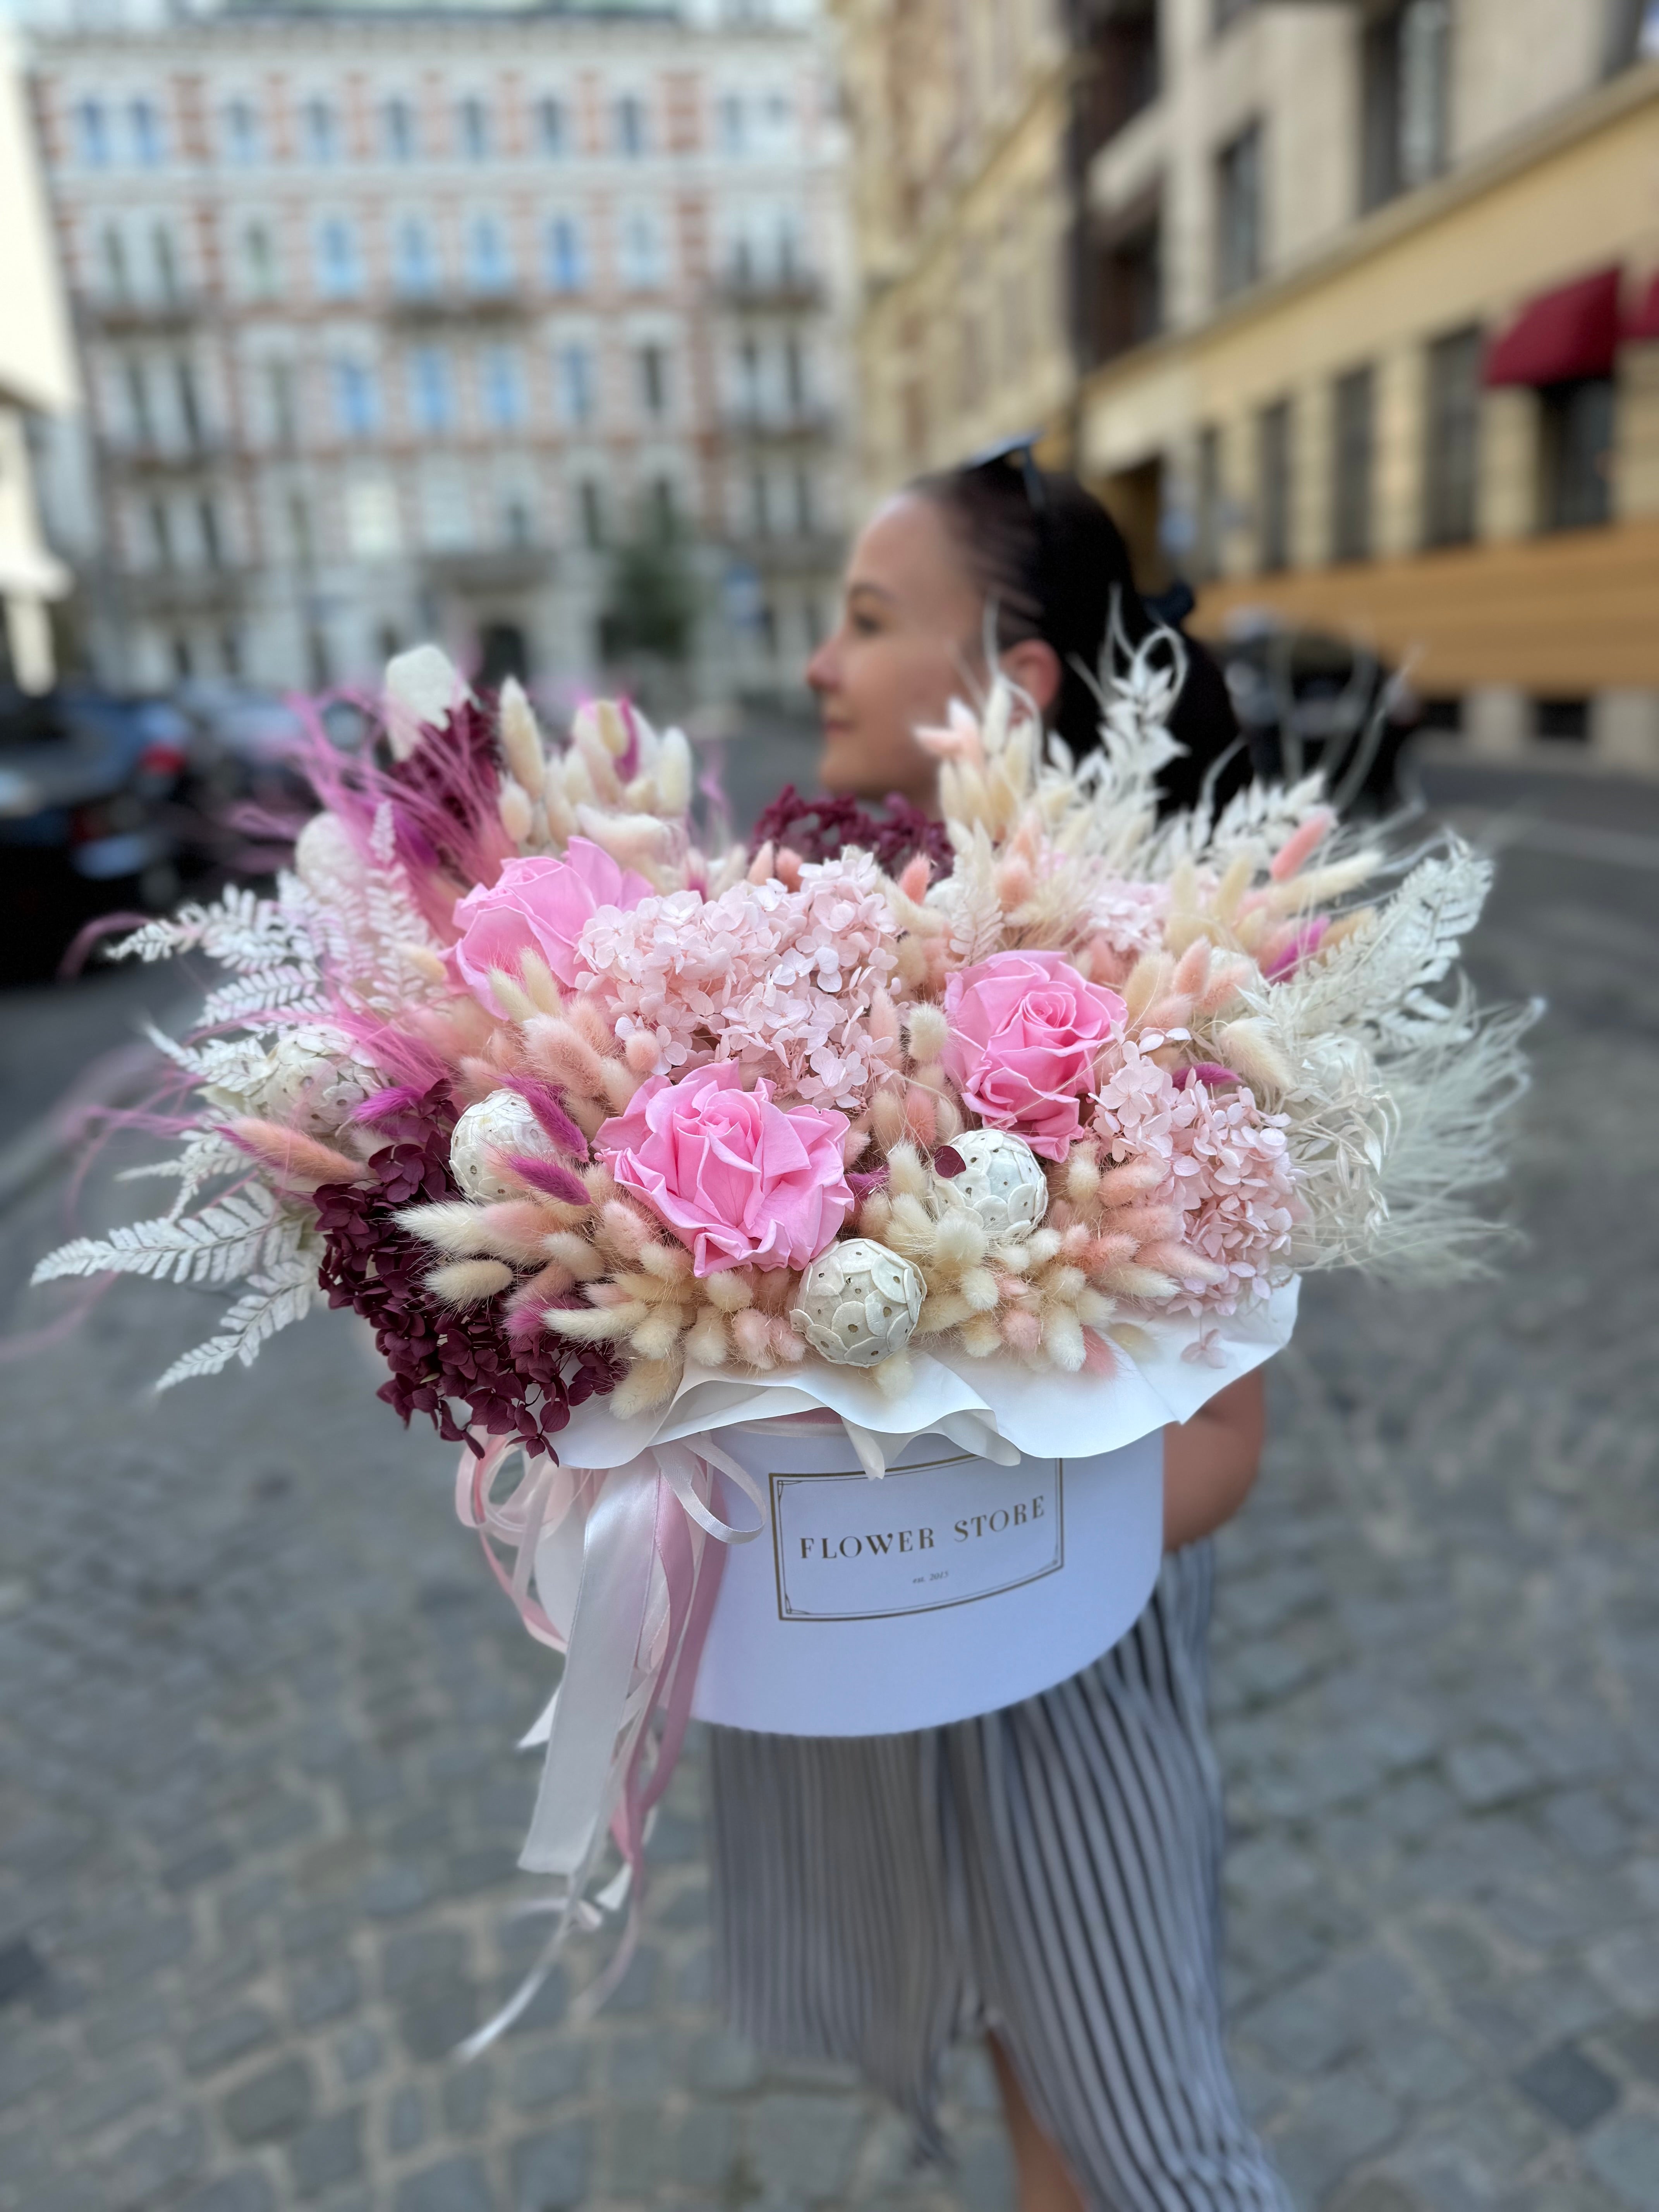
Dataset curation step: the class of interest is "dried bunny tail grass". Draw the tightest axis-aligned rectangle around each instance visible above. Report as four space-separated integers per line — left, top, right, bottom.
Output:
523 1017 610 1099
905 1003 950 1062
227 1119 367 1188
498 676 546 796
426 1259 514 1306
611 1355 682 1418
686 1310 729 1366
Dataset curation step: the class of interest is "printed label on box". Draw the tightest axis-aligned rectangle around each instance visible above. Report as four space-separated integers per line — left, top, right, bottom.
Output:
770 1451 1066 1622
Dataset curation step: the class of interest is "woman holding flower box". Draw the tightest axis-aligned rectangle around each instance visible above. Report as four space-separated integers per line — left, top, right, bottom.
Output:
707 457 1293 2212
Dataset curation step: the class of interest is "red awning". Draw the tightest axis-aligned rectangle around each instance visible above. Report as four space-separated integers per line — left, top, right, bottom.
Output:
1483 266 1623 387
1626 271 1659 345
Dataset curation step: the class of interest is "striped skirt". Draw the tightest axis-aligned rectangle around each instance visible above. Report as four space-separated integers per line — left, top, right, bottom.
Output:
706 1541 1289 2212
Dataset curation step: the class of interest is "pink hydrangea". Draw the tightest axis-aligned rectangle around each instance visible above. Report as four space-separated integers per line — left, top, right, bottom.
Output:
577 854 899 1109
596 1063 852 1276
1093 1042 1298 1316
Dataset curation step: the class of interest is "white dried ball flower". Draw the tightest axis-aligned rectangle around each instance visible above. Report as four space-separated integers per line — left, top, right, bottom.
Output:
450 1088 556 1204
251 1024 380 1135
790 1238 924 1369
936 1128 1049 1240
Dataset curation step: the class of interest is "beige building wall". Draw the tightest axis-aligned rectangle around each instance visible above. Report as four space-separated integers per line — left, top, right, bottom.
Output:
0 21 76 691
1079 2 1659 768
830 0 1075 508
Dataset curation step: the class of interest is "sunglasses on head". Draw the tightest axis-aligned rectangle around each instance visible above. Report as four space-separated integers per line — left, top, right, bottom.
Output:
960 430 1048 515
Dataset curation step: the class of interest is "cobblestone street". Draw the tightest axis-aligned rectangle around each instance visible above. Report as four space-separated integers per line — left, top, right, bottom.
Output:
2 769 1657 2212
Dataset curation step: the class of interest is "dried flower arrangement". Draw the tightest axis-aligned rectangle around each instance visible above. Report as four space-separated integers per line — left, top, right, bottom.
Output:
35 631 1526 1439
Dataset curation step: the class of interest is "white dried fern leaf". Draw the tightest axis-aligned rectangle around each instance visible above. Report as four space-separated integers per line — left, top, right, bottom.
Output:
32 1185 297 1289
153 1250 323 1393
110 886 313 975
199 965 329 1029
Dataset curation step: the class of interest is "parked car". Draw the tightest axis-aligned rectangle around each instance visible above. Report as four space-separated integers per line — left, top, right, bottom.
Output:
1210 620 1422 816
0 685 193 983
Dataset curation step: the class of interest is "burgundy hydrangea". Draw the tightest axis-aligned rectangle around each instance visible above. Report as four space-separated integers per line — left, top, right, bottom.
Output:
750 785 952 882
312 1096 617 1458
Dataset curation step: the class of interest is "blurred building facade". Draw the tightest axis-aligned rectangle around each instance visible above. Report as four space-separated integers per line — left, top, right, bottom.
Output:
26 0 850 708
0 21 76 694
835 0 1659 769
830 0 1078 494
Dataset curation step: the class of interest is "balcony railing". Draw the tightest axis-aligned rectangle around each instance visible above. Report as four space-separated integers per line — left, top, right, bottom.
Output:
386 285 530 327
721 404 838 445
713 270 825 313
102 437 226 478
80 290 207 335
423 544 556 592
724 527 843 577
120 565 247 616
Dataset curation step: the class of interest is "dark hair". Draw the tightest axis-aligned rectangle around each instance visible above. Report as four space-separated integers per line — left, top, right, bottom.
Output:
910 460 1246 813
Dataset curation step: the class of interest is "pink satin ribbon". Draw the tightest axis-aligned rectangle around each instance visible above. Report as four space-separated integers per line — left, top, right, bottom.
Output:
453 1430 764 2054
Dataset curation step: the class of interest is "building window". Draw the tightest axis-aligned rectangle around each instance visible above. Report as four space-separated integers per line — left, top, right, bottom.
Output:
1330 364 1375 563
1362 0 1451 210
124 360 154 445
457 95 490 161
148 498 173 566
649 476 676 533
579 480 605 547
266 360 297 444
467 215 512 294
1091 196 1162 365
419 462 472 551
784 334 805 411
129 98 165 168
335 359 380 440
1195 424 1223 581
618 209 664 290
394 218 438 297
481 344 524 429
101 225 129 297
1540 379 1615 531
546 216 588 293
175 359 204 448
1085 0 1159 155
198 497 223 568
1216 123 1263 299
717 93 746 156
223 99 261 166
315 218 362 299
302 98 338 166
76 99 109 168
152 223 180 301
557 343 595 425
637 342 670 418
242 223 278 296
793 464 814 534
1257 397 1293 572
614 94 649 157
536 95 568 155
1424 325 1481 545
383 98 417 163
409 346 453 434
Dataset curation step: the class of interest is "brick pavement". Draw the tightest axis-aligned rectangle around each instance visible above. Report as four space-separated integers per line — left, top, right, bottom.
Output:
2 817 1657 2212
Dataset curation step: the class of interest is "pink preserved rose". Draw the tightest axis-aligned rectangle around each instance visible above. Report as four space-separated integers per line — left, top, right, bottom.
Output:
943 950 1127 1161
596 1063 853 1276
449 838 652 1013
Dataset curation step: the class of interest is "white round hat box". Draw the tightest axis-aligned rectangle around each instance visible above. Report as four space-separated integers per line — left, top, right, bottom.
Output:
688 1416 1164 1737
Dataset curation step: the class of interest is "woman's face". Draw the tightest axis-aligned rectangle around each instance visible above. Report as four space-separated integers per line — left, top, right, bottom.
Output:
805 493 982 809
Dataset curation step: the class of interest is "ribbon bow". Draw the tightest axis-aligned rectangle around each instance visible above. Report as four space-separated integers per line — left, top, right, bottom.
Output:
452 1431 765 2055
